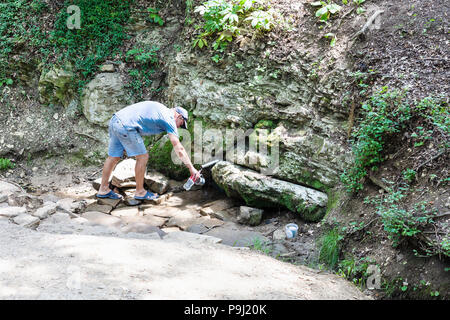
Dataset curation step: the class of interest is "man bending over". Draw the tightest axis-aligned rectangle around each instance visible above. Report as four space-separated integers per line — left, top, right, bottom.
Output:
96 101 200 201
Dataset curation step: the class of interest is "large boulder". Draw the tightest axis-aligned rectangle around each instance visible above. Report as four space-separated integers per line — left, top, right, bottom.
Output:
211 161 328 222
81 73 129 126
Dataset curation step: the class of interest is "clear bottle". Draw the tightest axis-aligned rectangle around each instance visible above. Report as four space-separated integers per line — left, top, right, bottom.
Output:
183 176 195 191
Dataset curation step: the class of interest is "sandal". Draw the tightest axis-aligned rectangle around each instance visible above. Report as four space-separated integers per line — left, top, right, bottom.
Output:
134 191 159 201
96 190 123 200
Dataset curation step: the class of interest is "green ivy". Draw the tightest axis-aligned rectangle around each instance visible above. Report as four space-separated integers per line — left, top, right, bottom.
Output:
50 0 133 93
192 0 276 52
341 89 412 192
0 0 49 87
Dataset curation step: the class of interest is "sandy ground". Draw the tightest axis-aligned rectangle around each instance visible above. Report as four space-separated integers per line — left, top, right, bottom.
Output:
0 219 370 300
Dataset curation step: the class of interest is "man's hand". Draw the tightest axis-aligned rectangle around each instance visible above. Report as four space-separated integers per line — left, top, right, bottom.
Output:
189 167 201 181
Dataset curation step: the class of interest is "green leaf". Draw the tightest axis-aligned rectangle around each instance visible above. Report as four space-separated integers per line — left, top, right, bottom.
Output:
311 1 325 6
330 36 337 47
6 78 13 85
316 7 328 17
328 4 342 14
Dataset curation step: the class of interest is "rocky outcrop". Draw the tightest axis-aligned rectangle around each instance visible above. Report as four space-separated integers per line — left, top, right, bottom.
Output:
81 72 130 127
211 161 328 222
166 51 353 191
38 64 74 107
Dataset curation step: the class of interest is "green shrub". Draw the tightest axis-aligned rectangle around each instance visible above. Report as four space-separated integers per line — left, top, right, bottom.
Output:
341 88 413 192
365 183 438 248
341 90 449 193
125 45 159 100
318 228 343 269
0 0 49 86
193 0 276 51
337 256 375 289
415 96 449 135
402 168 416 183
310 1 342 23
147 7 164 26
50 0 133 93
0 158 14 170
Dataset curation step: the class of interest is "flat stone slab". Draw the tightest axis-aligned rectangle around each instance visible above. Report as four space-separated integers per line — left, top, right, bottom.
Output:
56 198 86 214
121 223 166 238
110 206 139 218
142 193 172 205
96 198 122 208
166 210 202 230
111 159 136 188
142 206 180 218
85 203 113 214
82 211 123 229
0 206 27 218
32 204 57 219
13 213 40 229
145 170 170 194
203 222 270 247
161 226 181 233
186 224 209 234
120 215 168 228
163 231 223 245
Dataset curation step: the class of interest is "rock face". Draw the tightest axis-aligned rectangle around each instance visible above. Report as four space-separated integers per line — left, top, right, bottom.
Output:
38 65 74 107
166 52 353 191
81 73 129 127
211 161 328 222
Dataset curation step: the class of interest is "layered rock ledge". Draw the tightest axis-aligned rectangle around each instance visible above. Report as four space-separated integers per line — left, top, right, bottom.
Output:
211 161 328 222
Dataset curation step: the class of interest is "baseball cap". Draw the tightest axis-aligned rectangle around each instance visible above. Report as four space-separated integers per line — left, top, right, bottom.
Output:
175 106 189 129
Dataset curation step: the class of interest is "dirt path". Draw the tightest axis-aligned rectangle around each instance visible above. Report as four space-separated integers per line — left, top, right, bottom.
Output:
0 162 371 300
0 219 370 300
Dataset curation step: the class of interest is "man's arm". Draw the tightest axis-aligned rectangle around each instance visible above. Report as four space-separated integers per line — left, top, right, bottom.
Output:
168 133 200 180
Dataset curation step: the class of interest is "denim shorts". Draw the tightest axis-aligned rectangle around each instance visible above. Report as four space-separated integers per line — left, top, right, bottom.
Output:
108 115 147 157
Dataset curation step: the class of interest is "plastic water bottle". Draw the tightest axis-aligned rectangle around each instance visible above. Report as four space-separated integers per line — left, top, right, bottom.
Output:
184 174 205 190
183 176 195 191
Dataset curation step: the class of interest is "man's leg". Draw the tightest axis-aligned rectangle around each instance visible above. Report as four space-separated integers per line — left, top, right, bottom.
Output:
134 153 149 198
98 156 120 195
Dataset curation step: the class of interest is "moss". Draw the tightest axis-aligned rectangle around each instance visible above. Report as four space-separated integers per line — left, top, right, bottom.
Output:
324 189 341 220
147 111 206 180
279 192 325 222
148 137 190 180
254 119 277 129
